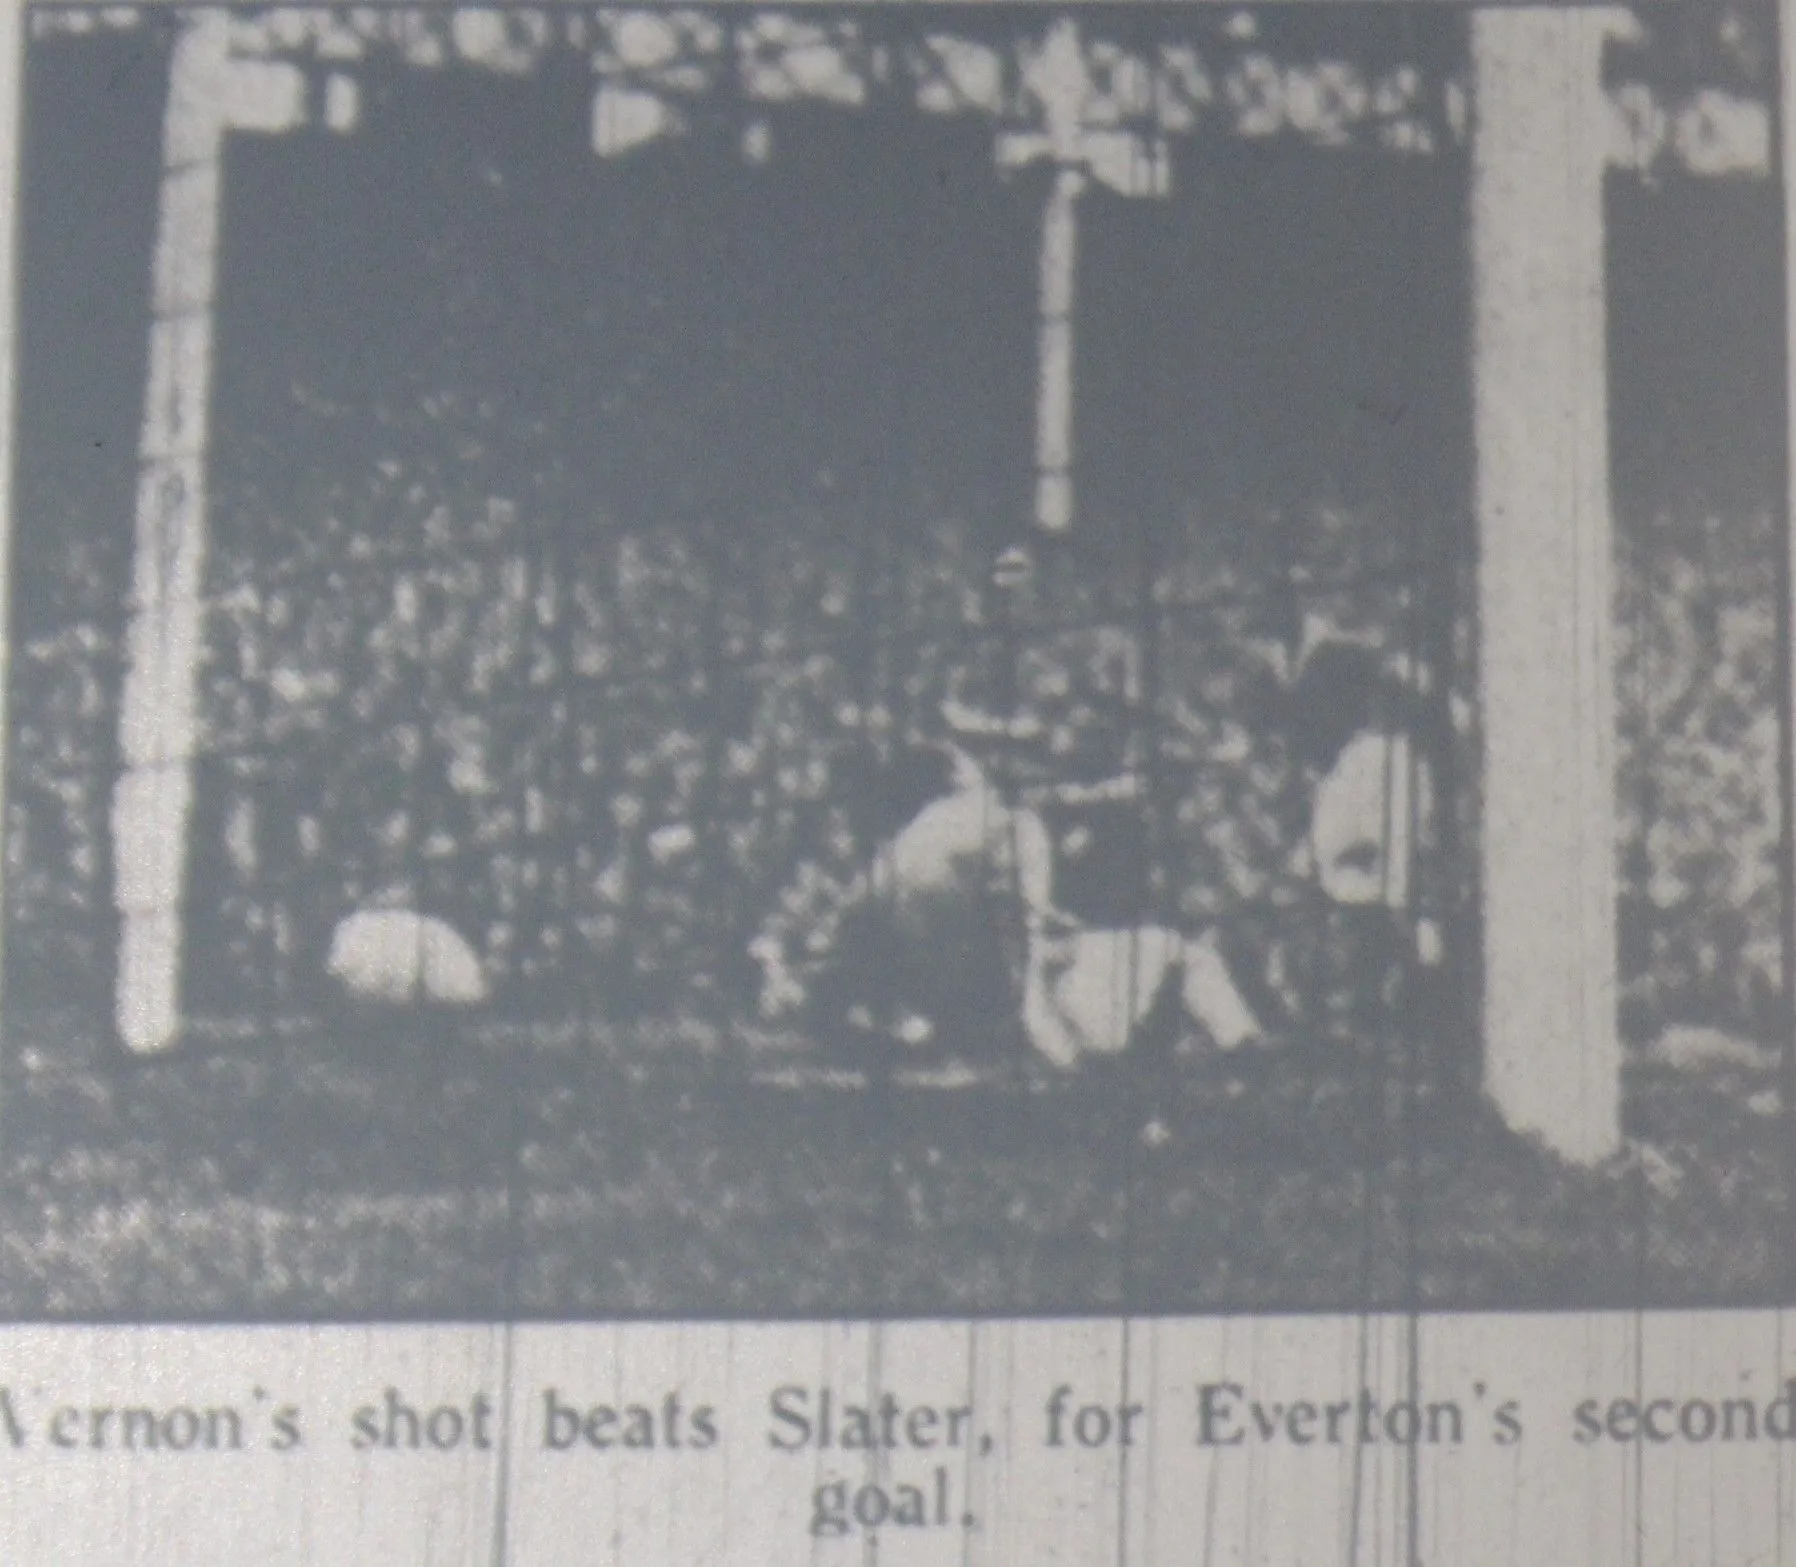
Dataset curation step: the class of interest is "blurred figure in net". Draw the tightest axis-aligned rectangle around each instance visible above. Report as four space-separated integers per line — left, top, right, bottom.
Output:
748 719 1053 1059
1277 637 1451 1038
747 658 1264 1070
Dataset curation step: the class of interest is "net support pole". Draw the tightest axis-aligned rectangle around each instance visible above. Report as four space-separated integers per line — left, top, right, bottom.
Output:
1035 164 1083 535
1470 8 1626 1164
1023 16 1092 537
1010 17 1171 536
112 13 303 1052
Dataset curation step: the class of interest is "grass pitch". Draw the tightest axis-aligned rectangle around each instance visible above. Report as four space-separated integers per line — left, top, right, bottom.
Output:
0 1006 1785 1319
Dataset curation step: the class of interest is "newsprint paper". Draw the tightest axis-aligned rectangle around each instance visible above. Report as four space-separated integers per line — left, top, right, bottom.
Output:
0 0 1793 1562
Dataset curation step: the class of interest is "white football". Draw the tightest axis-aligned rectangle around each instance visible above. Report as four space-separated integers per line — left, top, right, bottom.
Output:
326 910 491 1008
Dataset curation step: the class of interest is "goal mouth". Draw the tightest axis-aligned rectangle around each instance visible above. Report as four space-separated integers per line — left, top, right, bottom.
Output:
3 3 1784 1208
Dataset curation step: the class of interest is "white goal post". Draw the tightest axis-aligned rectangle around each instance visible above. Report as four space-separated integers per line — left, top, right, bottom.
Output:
1469 9 1627 1164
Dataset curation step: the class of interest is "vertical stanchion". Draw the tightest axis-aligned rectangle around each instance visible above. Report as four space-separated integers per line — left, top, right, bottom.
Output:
111 12 230 1054
112 13 304 1053
1470 7 1626 1164
1036 163 1083 537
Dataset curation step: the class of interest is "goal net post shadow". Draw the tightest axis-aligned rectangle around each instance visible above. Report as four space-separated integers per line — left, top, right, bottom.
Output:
92 4 1781 1170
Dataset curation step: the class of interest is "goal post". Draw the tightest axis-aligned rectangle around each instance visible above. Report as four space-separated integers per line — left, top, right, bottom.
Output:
1468 8 1629 1165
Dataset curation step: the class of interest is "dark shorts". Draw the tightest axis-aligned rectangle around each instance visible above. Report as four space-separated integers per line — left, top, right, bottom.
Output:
804 892 1023 1052
1043 800 1154 929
